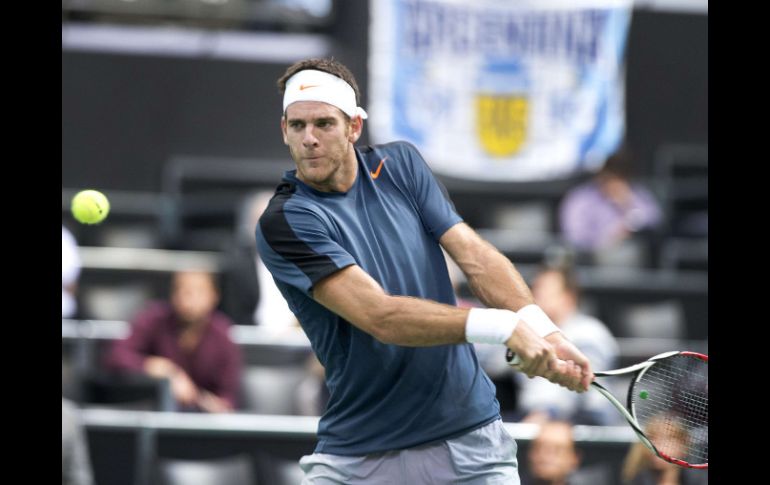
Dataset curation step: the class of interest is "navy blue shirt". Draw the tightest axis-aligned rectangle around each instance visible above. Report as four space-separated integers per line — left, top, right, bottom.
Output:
256 141 500 455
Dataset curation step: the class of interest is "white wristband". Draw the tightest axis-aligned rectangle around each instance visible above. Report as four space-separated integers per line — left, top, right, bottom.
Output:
517 304 561 337
465 308 519 345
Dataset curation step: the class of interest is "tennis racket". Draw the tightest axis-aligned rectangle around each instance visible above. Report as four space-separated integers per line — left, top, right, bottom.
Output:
506 349 708 469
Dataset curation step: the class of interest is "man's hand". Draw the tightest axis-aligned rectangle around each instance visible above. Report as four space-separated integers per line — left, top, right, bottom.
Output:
505 322 582 389
545 332 594 392
170 370 200 406
196 390 233 413
505 321 555 377
505 323 586 392
144 356 199 405
143 356 177 378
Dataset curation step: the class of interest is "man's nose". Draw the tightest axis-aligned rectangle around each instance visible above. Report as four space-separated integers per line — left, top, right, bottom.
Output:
302 127 319 147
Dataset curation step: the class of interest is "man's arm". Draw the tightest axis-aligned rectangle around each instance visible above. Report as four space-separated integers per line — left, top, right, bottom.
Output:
198 335 243 412
104 310 158 373
312 263 583 390
312 264 468 346
144 357 200 407
440 222 593 390
439 222 534 311
104 306 201 406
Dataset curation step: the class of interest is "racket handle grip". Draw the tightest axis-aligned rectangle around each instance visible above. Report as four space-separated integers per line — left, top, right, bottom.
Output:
505 348 522 367
505 349 572 370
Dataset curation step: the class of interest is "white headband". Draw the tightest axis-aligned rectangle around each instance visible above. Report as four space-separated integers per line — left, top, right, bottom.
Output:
283 69 368 120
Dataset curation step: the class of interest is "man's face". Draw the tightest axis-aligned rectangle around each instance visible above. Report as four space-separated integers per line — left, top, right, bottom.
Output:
646 422 688 471
171 272 219 325
281 101 359 190
528 423 579 482
599 173 632 206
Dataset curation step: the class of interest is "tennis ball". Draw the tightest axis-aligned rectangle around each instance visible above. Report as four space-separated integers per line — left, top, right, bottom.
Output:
71 190 110 225
639 390 649 400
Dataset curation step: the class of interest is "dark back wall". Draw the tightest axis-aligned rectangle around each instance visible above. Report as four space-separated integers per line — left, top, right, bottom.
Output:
625 11 708 171
62 9 706 192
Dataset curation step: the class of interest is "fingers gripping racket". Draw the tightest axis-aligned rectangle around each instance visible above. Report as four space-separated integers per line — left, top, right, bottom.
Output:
506 350 708 469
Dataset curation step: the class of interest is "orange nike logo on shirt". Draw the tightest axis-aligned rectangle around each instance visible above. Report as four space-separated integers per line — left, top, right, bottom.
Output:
299 84 320 90
370 157 387 179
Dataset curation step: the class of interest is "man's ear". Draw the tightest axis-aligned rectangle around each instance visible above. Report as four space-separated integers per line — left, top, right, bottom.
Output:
348 115 363 143
280 116 289 145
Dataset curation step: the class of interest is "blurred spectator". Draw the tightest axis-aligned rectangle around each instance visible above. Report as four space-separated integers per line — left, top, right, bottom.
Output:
104 271 242 413
62 225 81 318
524 420 611 485
221 190 298 328
523 421 582 485
516 265 620 425
62 398 94 485
559 150 662 253
621 416 708 485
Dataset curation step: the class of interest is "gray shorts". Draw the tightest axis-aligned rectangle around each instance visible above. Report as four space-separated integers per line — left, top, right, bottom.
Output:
299 419 519 484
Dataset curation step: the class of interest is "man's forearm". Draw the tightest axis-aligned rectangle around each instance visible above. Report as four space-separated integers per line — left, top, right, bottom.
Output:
358 295 470 346
312 264 472 347
455 237 534 312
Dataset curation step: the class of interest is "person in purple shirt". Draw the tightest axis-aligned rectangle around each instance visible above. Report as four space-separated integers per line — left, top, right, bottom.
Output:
104 271 242 412
560 152 662 251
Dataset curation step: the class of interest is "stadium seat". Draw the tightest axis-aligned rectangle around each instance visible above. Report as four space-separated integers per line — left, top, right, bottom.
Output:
617 300 685 339
154 454 257 485
240 365 309 415
80 371 176 411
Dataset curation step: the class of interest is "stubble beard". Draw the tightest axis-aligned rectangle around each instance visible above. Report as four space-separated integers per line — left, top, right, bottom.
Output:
291 139 350 191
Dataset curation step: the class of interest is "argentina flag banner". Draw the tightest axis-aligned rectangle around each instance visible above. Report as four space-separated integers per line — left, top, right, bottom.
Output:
368 0 633 181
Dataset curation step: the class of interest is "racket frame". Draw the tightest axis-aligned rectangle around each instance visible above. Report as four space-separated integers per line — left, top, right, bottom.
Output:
507 349 708 469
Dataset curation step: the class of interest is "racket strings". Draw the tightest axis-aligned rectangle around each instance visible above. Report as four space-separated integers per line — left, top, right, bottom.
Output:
632 354 708 465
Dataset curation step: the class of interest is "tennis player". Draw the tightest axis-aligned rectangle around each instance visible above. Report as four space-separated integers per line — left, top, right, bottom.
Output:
255 58 594 484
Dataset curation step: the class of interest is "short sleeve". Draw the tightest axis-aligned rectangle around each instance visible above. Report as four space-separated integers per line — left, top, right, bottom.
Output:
401 143 463 240
256 196 356 294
